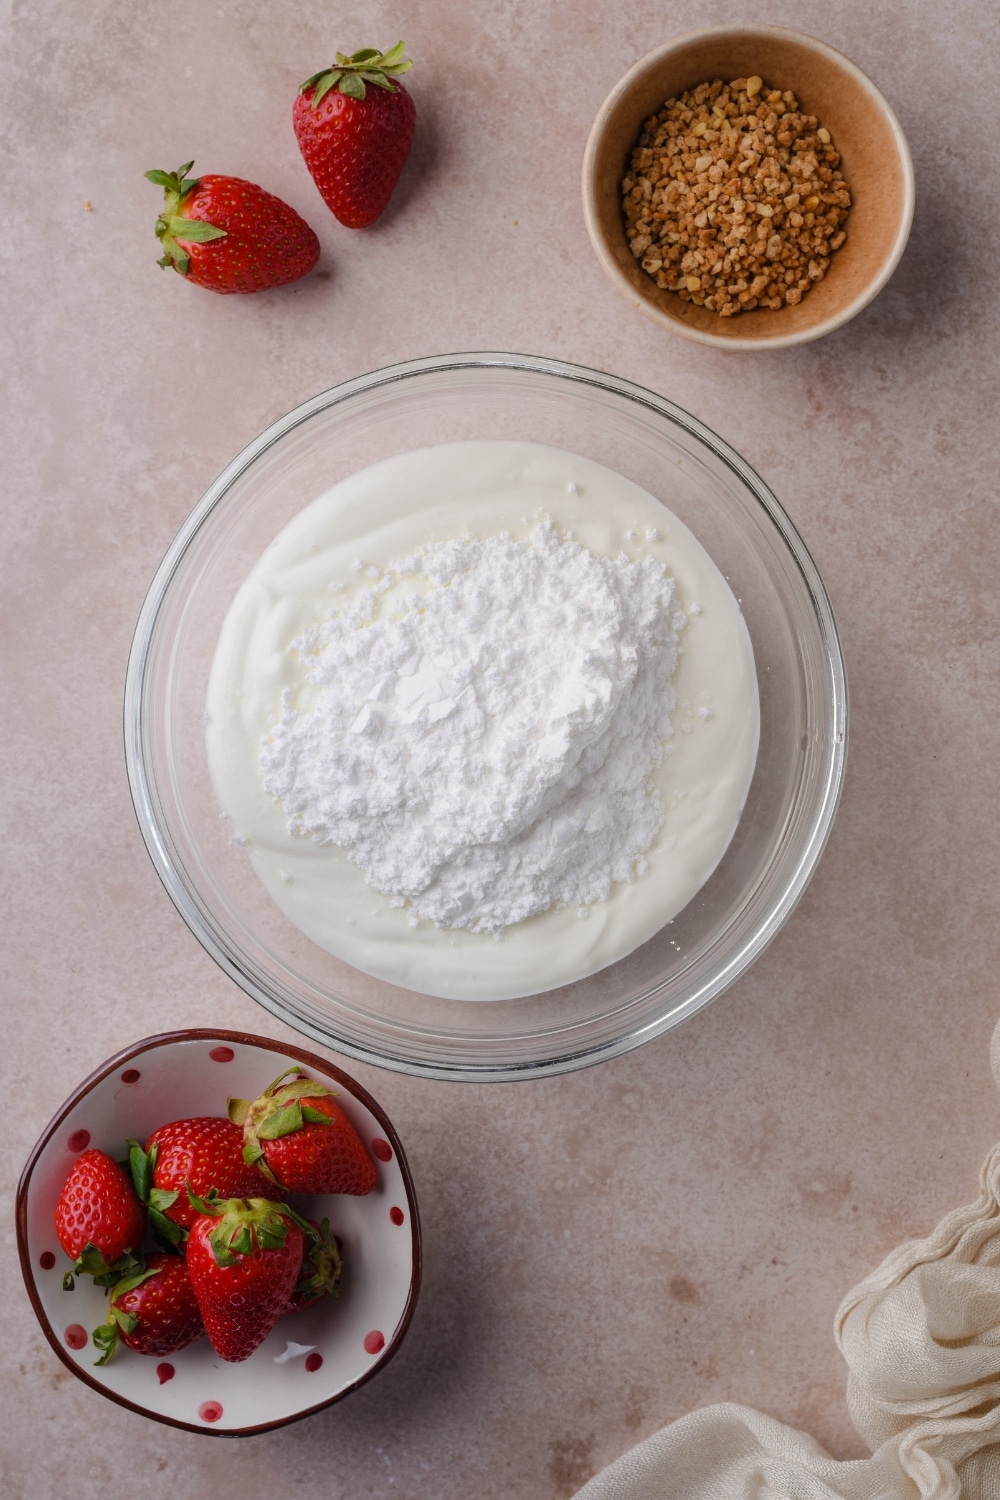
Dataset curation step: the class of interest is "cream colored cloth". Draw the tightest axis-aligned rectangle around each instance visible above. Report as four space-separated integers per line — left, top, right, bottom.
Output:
573 1021 1000 1500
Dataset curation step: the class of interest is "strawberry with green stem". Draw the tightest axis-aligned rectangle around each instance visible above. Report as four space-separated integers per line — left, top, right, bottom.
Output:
186 1191 308 1361
55 1149 146 1289
91 1253 204 1365
229 1068 377 1196
130 1117 280 1237
293 43 416 228
146 162 320 293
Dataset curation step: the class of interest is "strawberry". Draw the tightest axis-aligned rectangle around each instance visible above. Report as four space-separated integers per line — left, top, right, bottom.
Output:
92 1254 204 1365
293 42 415 228
55 1149 145 1283
146 162 320 293
186 1194 305 1362
229 1068 377 1196
139 1117 281 1232
283 1216 343 1315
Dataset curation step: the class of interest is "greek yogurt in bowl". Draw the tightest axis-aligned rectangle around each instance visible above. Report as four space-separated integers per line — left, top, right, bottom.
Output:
206 441 759 1000
126 353 845 1079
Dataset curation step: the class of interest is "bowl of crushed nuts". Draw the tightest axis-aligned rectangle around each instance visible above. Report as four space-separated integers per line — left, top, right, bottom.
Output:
582 24 914 348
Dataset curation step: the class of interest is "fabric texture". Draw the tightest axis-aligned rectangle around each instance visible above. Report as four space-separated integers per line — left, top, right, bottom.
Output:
573 1021 1000 1500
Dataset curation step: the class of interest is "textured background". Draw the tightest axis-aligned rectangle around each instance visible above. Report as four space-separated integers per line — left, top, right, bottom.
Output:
3 0 1000 1495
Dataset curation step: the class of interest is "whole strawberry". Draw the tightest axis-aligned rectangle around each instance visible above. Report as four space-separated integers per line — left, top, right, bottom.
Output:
146 161 320 293
140 1117 279 1232
293 42 415 228
284 1216 343 1315
55 1149 145 1281
186 1195 305 1362
229 1068 377 1196
92 1254 204 1365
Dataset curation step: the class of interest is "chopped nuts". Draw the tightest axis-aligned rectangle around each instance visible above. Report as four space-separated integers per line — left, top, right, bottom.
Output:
621 77 852 317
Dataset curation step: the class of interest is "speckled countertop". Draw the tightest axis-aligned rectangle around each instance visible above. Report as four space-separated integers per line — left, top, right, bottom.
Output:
4 2 1000 1495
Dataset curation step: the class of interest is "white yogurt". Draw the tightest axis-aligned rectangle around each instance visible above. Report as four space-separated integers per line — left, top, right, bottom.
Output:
206 441 759 1000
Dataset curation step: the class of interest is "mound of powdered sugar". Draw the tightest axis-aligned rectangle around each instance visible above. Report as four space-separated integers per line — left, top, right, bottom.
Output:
260 521 685 934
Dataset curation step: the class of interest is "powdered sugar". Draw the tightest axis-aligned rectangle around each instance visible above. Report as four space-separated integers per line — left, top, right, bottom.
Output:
260 520 685 934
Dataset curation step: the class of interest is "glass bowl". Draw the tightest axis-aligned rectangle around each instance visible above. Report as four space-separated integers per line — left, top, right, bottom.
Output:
124 353 847 1081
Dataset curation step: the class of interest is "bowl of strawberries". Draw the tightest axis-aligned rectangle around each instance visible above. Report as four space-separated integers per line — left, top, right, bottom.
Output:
16 1030 420 1435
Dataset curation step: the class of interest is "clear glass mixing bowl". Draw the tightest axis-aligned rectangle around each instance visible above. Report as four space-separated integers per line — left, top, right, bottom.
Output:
124 353 847 1081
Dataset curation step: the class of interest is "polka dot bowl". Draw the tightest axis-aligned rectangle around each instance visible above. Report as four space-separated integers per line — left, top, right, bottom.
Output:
16 1030 420 1435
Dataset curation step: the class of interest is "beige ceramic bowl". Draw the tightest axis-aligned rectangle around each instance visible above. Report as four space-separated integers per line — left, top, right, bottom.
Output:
582 25 914 349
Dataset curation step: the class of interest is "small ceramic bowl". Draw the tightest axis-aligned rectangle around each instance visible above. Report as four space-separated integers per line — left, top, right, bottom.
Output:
582 24 914 349
16 1030 420 1436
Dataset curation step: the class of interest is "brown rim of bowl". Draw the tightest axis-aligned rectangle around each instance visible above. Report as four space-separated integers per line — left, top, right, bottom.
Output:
582 23 916 350
16 1029 422 1438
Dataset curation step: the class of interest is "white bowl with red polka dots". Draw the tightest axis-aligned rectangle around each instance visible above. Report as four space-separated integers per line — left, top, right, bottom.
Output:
16 1030 421 1435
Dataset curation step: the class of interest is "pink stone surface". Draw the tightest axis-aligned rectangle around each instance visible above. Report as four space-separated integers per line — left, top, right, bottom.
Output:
4 2 1000 1496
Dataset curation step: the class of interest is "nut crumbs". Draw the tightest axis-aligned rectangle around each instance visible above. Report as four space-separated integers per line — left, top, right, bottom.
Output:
621 78 851 317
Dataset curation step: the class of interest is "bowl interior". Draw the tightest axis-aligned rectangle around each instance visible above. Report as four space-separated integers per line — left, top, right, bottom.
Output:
585 26 912 345
125 355 846 1079
17 1033 420 1435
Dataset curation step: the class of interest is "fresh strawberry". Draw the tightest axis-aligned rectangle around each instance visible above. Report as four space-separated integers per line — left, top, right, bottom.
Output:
146 161 320 293
140 1117 281 1232
55 1149 145 1282
186 1194 305 1362
293 42 415 228
92 1254 204 1365
283 1216 343 1315
229 1068 377 1196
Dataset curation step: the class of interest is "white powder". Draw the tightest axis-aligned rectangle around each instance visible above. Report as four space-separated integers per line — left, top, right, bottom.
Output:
259 521 685 935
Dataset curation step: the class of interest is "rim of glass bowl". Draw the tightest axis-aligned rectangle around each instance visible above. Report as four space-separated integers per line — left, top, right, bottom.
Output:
124 352 847 1082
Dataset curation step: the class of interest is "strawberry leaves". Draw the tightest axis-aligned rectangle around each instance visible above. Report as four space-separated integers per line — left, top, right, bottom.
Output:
286 1215 342 1312
301 40 412 108
91 1266 159 1366
125 1139 183 1249
144 162 198 197
62 1243 144 1292
145 161 228 275
185 1190 306 1269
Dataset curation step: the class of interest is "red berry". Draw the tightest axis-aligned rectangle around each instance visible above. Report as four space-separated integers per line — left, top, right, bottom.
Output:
186 1198 304 1362
145 1117 279 1230
293 43 415 228
54 1149 145 1266
146 162 319 294
230 1068 377 1196
94 1254 204 1364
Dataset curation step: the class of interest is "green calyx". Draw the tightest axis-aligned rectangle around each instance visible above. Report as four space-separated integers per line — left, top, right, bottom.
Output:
295 1216 343 1303
62 1243 143 1292
300 40 412 107
92 1265 161 1366
144 160 226 275
124 1138 183 1249
228 1068 337 1184
188 1190 303 1269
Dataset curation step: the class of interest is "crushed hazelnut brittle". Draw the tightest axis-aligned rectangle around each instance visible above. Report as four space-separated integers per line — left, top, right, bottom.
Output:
621 77 851 316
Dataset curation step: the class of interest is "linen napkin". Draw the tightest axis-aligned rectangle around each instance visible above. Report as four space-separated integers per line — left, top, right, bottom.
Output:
573 1020 1000 1500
